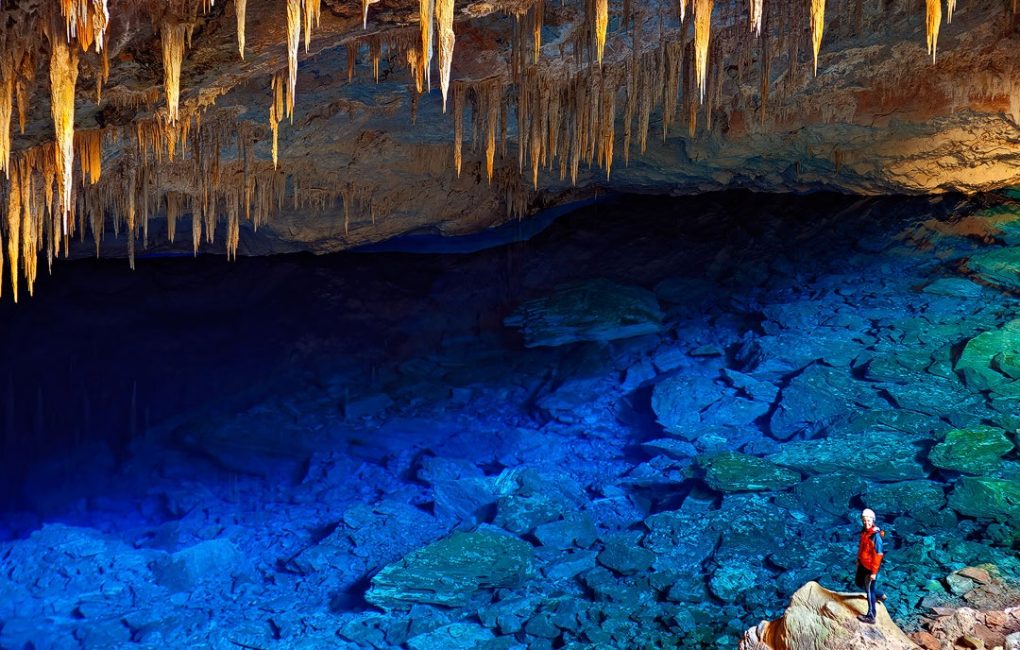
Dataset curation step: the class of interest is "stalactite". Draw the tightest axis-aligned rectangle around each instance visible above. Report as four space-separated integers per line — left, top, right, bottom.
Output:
407 49 424 94
286 0 301 121
810 0 824 75
6 160 22 302
237 0 247 59
946 0 955 22
14 50 35 136
270 72 284 168
453 82 464 176
485 81 499 183
0 57 13 178
750 0 763 35
75 129 102 185
370 37 381 83
435 0 456 111
679 0 687 22
126 167 136 270
420 0 435 92
533 0 544 63
347 42 358 83
49 33 79 231
694 0 713 103
161 21 186 122
595 0 608 66
926 0 941 63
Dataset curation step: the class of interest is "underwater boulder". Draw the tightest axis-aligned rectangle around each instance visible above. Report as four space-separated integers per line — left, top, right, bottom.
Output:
699 452 800 493
767 430 928 481
948 477 1020 527
966 248 1020 293
366 529 533 610
738 581 918 650
955 319 1020 391
928 426 1014 475
503 279 663 347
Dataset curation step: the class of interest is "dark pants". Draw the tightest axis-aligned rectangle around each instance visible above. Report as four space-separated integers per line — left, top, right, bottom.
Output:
855 564 882 616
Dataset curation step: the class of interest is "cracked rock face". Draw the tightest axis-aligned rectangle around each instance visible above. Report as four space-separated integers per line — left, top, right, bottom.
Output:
1 0 1019 269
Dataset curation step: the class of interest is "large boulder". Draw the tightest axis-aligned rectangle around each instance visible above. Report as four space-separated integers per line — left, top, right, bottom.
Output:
366 529 533 610
928 426 1014 475
767 430 928 481
503 279 663 347
948 477 1020 527
738 582 919 650
955 319 1020 391
700 452 801 493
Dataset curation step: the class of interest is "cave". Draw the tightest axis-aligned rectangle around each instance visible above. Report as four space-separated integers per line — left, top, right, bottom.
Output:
1 1 1019 648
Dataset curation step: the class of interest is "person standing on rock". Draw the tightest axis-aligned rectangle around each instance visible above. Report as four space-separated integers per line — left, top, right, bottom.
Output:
855 508 886 624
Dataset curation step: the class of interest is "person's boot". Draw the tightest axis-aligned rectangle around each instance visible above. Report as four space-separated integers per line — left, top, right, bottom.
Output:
857 613 876 624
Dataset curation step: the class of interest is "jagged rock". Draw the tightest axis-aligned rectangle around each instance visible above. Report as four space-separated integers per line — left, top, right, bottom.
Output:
700 452 801 493
365 529 533 609
597 533 655 576
966 249 1020 293
955 320 1020 391
770 364 879 440
948 477 1020 526
863 480 947 515
738 581 918 649
922 278 986 299
650 374 727 434
152 539 252 593
503 280 663 347
928 426 1014 475
767 430 928 481
406 623 496 650
493 494 565 535
533 512 597 550
709 565 758 603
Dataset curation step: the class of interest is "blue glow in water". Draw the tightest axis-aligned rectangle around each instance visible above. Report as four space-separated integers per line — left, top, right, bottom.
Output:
0 192 1018 649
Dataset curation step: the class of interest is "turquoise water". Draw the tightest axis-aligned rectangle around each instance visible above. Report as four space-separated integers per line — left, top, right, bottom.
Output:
0 192 1018 648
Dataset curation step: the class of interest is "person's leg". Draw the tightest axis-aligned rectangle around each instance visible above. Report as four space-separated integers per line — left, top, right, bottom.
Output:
866 575 877 617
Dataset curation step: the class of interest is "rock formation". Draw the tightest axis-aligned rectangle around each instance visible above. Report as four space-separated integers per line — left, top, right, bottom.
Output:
0 0 1016 299
739 581 920 650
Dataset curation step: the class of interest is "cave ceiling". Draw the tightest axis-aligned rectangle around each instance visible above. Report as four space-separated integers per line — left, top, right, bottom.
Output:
0 0 1019 298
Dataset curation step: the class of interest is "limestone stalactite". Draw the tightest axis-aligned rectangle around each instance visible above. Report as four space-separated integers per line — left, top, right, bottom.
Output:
694 0 713 102
927 0 941 63
946 0 955 22
161 21 186 121
435 0 455 111
595 0 608 66
419 0 435 91
810 0 824 74
0 56 13 178
236 0 246 58
49 33 79 230
749 0 763 36
286 0 301 121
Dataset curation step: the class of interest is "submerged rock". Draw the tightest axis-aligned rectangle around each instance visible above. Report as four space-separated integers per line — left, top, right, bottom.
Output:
767 430 928 481
700 452 801 493
948 477 1020 526
738 581 917 650
955 320 1020 391
504 279 663 347
366 529 533 610
928 426 1014 475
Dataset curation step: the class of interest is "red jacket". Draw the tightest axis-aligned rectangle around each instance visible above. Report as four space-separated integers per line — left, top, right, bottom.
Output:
857 526 885 574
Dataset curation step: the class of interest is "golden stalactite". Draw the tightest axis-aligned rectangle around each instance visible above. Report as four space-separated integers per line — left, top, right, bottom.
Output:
161 21 186 122
533 0 544 63
595 0 608 67
49 32 79 230
286 0 301 121
485 80 500 183
749 0 763 36
236 0 247 59
452 82 464 176
0 56 13 178
436 0 456 112
126 166 136 270
406 48 424 94
420 0 435 92
810 0 824 75
370 37 381 83
6 159 22 302
305 0 322 52
270 71 285 168
15 49 36 136
679 0 687 22
946 0 955 23
75 129 103 185
694 0 713 103
926 0 941 63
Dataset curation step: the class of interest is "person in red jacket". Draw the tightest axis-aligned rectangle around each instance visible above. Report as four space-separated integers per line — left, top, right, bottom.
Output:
855 508 886 624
